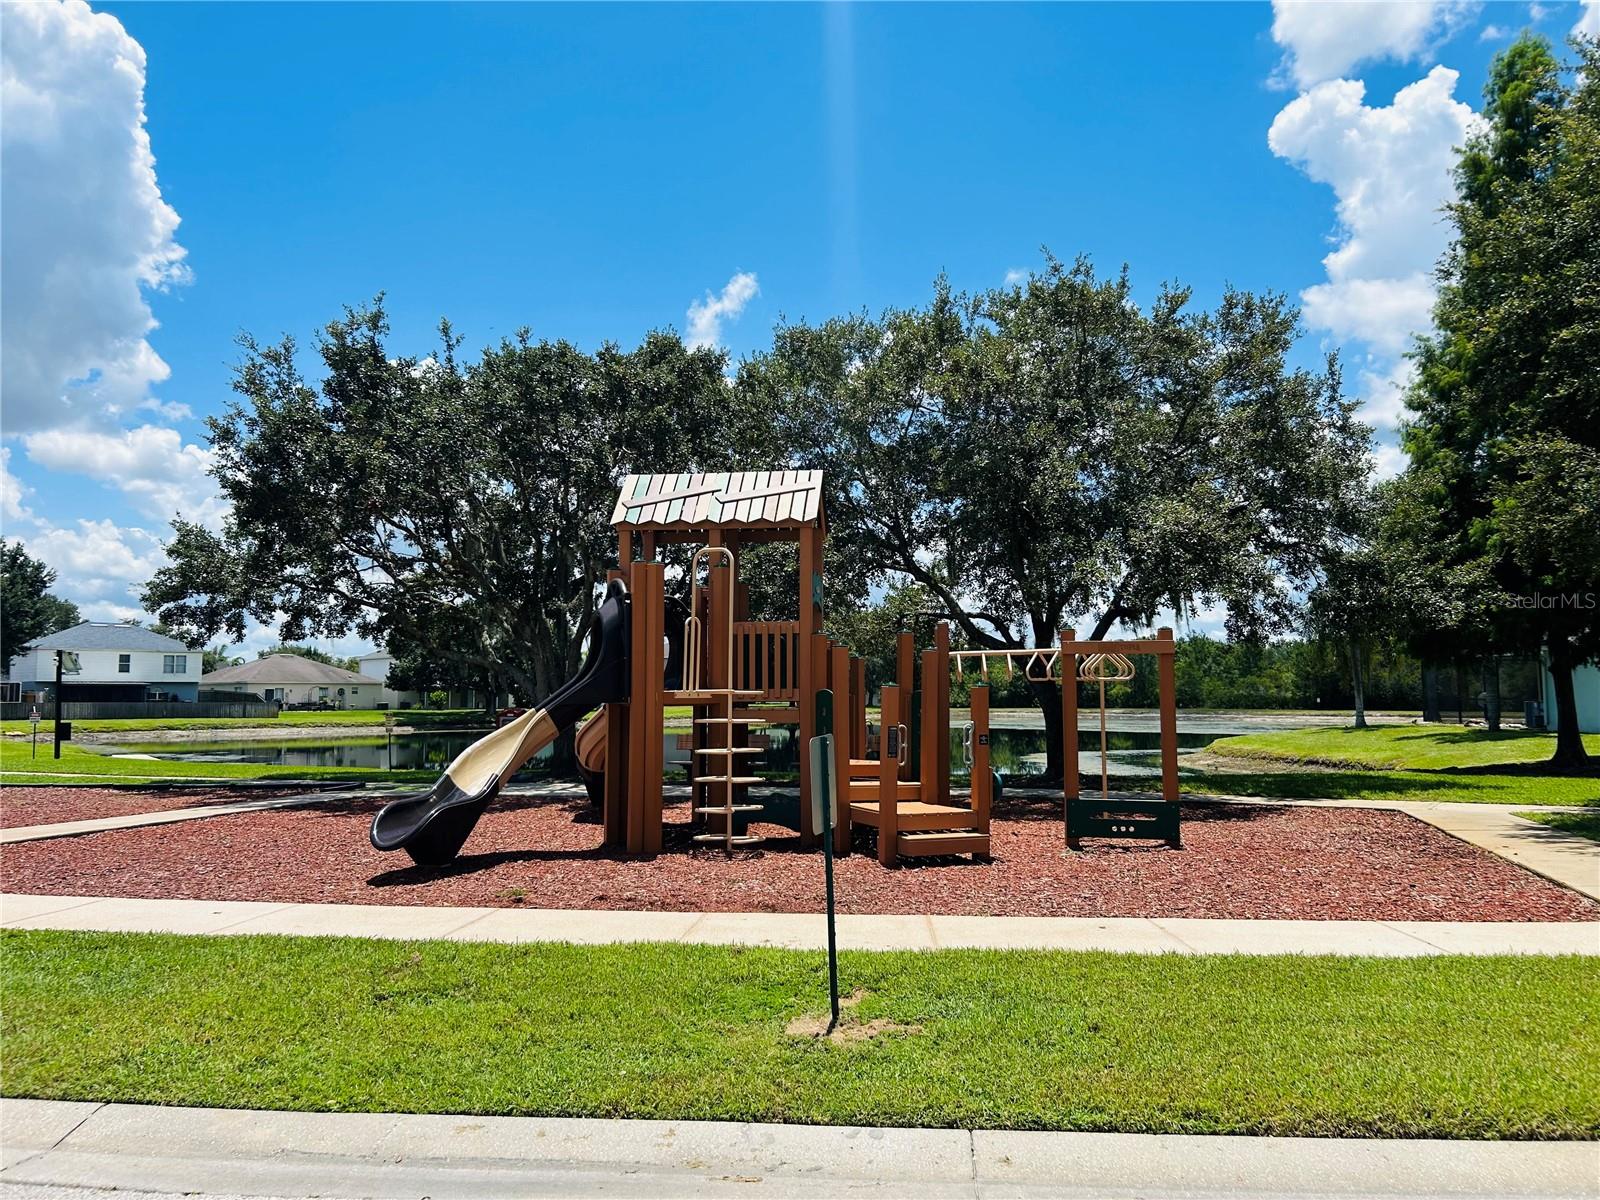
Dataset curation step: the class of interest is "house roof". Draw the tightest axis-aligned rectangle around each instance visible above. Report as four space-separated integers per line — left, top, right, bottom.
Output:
28 622 191 653
610 470 824 531
202 653 370 687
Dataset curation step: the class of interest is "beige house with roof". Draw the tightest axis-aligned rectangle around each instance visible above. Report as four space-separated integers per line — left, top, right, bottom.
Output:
201 653 378 708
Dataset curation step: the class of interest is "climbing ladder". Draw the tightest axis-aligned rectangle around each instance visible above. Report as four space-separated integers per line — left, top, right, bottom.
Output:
681 546 767 851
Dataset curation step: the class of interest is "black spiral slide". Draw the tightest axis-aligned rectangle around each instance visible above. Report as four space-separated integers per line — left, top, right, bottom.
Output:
369 578 631 867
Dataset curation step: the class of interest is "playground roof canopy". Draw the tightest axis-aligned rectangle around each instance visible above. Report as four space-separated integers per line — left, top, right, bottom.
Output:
611 470 824 533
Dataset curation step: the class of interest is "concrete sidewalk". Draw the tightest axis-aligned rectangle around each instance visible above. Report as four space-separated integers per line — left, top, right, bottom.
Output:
2 1098 1594 1199
4 892 1595 955
0 792 362 845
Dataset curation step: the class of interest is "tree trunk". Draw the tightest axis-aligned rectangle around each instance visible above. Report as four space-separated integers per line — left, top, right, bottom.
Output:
1031 678 1065 783
1547 652 1591 768
1421 663 1441 723
1481 658 1501 732
1348 639 1367 729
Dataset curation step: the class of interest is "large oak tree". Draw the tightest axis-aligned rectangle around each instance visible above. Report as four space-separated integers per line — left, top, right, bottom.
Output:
145 301 764 707
739 256 1371 777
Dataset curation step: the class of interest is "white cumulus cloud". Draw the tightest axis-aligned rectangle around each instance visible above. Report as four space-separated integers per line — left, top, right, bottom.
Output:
0 0 189 433
1269 66 1480 445
685 272 760 351
23 424 224 529
21 518 167 617
1270 0 1479 89
1577 0 1600 35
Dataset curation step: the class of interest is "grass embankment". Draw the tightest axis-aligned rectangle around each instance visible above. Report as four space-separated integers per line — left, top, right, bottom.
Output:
1201 725 1600 806
0 709 490 737
3 931 1593 1139
1516 810 1600 844
0 741 435 787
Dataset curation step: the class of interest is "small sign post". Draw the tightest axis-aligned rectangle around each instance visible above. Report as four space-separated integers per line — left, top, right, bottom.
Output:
28 706 41 759
52 651 79 760
384 711 396 769
809 688 841 1032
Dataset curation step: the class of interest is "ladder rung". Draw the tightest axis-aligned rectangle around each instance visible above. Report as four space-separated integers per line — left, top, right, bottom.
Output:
692 833 764 846
693 804 765 814
695 746 763 755
693 776 764 786
694 718 766 726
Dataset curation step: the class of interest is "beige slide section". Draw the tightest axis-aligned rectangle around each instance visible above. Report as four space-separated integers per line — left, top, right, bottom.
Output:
442 706 560 796
576 709 608 776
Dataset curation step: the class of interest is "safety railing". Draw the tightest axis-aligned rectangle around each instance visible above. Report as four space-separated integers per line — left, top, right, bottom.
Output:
730 620 801 700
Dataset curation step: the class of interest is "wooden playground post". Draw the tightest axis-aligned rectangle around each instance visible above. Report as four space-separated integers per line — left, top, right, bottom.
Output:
970 683 991 836
851 656 867 759
626 561 665 854
797 524 821 845
830 642 853 855
896 631 916 781
919 648 939 792
1060 628 1079 806
934 622 952 804
877 683 902 866
1157 626 1179 804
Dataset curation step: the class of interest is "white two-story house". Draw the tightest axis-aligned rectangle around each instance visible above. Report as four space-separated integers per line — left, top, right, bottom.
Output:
5 622 202 702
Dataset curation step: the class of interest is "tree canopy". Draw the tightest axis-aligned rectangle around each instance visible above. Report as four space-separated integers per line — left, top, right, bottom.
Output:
1404 34 1599 764
144 300 769 707
739 256 1371 774
0 541 80 668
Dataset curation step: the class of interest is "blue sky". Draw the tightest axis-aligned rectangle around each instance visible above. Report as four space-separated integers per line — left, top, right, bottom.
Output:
3 0 1596 654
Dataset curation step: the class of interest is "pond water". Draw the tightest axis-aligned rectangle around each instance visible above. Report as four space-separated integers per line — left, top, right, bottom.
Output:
105 720 1238 782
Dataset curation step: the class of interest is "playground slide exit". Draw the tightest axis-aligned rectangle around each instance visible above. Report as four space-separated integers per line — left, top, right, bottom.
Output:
368 578 631 867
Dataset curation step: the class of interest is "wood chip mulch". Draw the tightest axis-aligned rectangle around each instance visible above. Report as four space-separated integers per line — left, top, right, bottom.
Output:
0 787 305 830
2 789 1595 922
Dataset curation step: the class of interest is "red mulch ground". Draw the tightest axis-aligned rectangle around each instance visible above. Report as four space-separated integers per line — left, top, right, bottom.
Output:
0 787 306 830
2 789 1595 921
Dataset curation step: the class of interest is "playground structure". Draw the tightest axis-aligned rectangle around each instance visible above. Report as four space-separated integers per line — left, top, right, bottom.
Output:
371 469 1182 867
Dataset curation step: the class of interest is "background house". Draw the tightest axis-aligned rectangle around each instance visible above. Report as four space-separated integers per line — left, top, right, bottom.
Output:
356 650 506 711
355 651 424 709
4 622 202 702
1540 660 1600 734
201 653 376 708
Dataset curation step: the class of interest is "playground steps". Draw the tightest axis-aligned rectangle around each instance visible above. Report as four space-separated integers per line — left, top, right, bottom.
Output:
847 779 924 803
848 800 981 832
732 706 799 723
667 689 766 704
896 829 991 858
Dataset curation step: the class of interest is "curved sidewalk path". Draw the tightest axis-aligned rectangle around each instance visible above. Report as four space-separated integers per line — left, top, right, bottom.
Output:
3 892 1595 955
3 1098 1595 1200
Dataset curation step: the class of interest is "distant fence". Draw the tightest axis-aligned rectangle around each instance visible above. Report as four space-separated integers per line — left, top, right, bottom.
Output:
1 700 283 722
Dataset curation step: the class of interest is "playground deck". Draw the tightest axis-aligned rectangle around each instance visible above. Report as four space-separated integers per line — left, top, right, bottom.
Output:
2 788 1594 922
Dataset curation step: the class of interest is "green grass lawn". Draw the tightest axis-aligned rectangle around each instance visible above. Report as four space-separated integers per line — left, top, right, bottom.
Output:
0 709 490 737
0 740 435 786
1516 810 1600 843
2 930 1595 1139
1212 724 1600 770
1197 725 1600 806
1184 768 1600 806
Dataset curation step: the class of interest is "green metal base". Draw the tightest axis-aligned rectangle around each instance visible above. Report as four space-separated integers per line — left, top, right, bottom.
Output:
1066 797 1182 849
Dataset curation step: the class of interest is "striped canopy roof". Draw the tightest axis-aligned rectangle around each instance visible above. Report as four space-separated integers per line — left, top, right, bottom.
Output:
611 470 824 530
